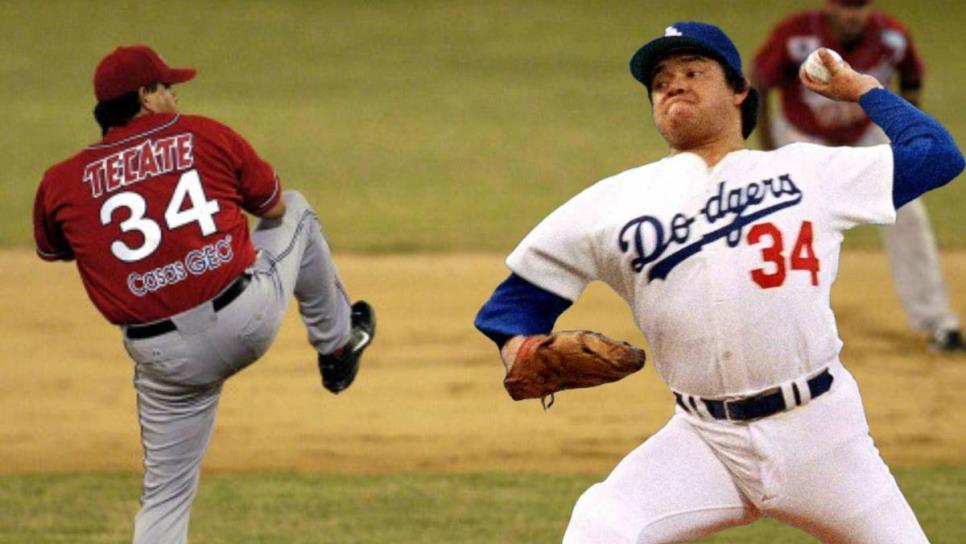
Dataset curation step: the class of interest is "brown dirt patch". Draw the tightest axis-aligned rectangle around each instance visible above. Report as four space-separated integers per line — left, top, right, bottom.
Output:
1 250 964 474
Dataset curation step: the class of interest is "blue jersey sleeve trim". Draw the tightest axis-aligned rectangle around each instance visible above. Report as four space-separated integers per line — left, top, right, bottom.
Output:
474 273 573 349
859 88 965 209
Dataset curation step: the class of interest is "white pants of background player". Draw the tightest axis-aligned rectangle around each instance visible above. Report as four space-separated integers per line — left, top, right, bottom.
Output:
122 191 352 544
772 112 960 336
563 361 929 543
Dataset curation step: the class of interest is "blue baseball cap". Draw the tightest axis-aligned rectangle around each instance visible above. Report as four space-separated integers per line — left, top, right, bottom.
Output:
629 21 758 139
630 21 745 90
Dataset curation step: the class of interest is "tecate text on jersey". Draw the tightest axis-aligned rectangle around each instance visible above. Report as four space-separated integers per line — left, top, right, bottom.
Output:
83 133 195 198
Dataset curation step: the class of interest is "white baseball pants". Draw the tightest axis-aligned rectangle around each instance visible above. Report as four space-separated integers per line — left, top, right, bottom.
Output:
562 362 929 543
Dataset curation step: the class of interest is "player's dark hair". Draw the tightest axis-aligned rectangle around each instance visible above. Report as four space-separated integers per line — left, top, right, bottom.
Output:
723 68 759 140
93 82 159 136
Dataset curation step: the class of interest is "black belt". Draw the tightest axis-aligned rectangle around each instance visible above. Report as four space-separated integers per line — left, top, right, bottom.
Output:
674 368 834 422
125 274 252 340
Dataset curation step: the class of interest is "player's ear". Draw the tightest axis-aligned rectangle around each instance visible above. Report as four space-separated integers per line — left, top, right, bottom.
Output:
138 83 160 113
137 86 151 109
732 77 751 106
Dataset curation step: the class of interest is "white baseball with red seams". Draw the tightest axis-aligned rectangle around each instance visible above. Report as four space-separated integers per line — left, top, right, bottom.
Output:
803 48 843 83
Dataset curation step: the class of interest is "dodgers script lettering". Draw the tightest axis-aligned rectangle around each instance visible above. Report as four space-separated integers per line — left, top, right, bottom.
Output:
618 174 802 281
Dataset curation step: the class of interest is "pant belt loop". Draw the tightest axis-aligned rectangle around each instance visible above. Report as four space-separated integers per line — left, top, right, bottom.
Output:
779 382 797 411
675 392 712 420
794 376 813 405
689 394 713 420
674 392 691 414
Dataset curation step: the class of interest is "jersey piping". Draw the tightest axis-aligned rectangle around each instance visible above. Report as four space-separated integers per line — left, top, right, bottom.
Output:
86 114 182 150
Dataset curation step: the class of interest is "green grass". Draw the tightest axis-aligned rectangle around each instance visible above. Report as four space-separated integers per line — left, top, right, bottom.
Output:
0 467 963 543
2 0 964 252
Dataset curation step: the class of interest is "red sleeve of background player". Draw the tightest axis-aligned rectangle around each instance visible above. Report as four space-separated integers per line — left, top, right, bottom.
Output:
752 19 793 88
32 176 74 261
897 26 924 92
200 117 283 216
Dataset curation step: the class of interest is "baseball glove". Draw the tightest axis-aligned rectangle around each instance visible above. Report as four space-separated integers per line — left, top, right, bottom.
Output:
504 330 646 405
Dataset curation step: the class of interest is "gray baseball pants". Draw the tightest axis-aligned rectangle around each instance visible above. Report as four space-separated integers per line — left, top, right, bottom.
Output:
122 191 351 544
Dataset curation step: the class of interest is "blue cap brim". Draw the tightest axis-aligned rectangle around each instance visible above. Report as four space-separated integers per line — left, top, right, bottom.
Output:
630 36 730 89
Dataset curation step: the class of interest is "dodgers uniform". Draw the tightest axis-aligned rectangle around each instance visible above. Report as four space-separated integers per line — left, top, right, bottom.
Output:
475 25 963 543
753 8 961 343
35 104 353 541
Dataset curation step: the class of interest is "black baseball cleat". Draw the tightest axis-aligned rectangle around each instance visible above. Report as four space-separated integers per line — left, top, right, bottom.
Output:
929 328 966 353
318 301 376 394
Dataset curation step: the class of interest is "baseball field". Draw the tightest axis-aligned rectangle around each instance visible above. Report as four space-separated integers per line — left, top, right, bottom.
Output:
2 1 964 542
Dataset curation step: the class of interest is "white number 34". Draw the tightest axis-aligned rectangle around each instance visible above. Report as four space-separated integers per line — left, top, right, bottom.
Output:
99 169 220 262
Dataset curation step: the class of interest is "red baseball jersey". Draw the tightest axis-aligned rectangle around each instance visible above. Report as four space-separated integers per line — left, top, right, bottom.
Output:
34 113 282 324
753 10 924 144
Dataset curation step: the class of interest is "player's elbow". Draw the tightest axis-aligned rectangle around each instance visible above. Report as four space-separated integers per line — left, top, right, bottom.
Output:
909 132 964 189
944 147 966 184
931 138 965 189
36 248 74 262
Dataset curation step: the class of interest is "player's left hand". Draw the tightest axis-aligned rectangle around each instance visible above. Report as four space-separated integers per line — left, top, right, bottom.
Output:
800 49 883 103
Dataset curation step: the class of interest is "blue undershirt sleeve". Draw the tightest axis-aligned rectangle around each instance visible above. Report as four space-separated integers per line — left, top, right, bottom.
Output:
859 88 965 209
474 273 573 349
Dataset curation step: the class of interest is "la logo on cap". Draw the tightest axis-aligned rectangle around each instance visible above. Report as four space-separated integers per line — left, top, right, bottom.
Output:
664 26 683 37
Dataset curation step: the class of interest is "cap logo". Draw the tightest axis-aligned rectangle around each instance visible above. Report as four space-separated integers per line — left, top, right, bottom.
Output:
664 26 683 37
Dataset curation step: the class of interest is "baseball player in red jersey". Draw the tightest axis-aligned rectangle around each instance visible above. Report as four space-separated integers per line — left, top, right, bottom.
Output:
752 0 964 352
33 45 375 543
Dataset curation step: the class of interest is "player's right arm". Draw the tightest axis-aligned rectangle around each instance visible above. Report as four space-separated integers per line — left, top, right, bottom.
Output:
861 89 964 207
802 51 964 207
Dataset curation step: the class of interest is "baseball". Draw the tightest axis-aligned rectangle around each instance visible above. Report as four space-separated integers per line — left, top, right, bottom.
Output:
803 48 843 83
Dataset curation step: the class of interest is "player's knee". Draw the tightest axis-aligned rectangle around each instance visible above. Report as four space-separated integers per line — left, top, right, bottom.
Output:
277 190 321 225
564 483 639 544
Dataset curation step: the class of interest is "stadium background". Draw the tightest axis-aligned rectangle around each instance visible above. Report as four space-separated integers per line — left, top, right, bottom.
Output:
1 1 963 542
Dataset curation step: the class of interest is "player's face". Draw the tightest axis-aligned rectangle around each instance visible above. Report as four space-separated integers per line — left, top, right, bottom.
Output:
825 3 872 41
649 54 747 150
140 83 180 115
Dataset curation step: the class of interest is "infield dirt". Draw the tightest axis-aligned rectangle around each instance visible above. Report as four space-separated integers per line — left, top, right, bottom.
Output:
2 249 964 475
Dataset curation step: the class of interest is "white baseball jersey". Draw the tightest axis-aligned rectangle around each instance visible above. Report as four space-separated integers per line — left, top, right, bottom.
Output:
507 144 895 398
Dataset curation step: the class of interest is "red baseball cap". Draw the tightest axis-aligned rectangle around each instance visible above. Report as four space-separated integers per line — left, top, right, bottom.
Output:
93 45 196 101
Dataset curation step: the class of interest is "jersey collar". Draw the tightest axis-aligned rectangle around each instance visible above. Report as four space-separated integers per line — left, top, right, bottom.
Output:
87 113 181 150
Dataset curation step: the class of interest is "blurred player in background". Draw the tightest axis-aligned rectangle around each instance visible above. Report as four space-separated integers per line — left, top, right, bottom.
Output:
752 0 964 352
